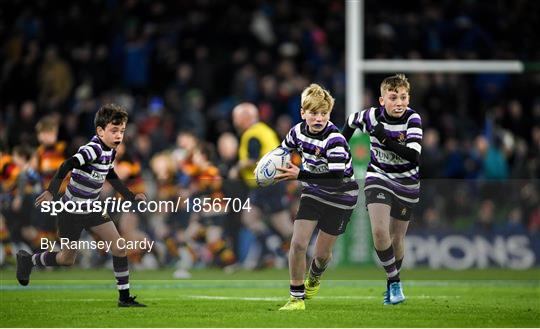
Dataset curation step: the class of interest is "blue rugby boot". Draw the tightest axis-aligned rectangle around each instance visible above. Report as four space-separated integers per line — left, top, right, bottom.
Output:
383 290 391 305
389 281 405 304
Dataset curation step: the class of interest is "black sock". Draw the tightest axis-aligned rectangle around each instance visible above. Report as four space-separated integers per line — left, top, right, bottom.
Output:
113 256 130 301
309 259 326 280
119 288 130 301
290 284 305 299
375 246 400 282
395 258 403 272
32 251 59 267
387 277 401 290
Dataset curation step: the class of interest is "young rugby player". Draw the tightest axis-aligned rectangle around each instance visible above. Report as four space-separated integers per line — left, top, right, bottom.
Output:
275 84 359 310
342 74 423 305
17 104 147 307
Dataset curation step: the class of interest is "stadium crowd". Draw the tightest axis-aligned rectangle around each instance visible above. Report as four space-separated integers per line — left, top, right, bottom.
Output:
1 0 539 270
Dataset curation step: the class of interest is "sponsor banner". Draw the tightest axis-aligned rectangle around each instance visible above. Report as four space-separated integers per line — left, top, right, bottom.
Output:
403 231 540 269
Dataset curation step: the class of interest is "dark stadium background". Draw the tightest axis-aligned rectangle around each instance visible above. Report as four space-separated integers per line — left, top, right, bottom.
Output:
1 0 539 271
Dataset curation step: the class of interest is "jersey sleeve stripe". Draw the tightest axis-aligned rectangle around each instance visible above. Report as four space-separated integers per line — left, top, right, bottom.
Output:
408 122 422 129
406 127 423 135
327 146 347 154
89 143 103 156
406 137 422 144
406 135 423 141
328 163 346 170
74 153 85 165
282 139 294 149
84 145 98 160
79 148 89 160
347 112 357 128
407 142 422 153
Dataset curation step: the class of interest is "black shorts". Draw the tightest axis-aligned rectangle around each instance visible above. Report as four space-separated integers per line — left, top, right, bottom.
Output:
365 188 414 221
33 212 58 231
250 182 290 214
57 211 111 241
295 196 353 236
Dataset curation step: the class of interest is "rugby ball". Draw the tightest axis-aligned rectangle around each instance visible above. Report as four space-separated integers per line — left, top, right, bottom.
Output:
255 147 291 187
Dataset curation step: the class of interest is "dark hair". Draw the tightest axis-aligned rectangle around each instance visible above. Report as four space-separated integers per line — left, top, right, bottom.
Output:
196 142 215 162
94 103 128 129
13 145 34 161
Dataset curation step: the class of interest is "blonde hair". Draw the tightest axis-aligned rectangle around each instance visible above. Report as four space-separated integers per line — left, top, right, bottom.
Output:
150 151 176 179
36 116 59 133
301 84 335 112
380 73 410 95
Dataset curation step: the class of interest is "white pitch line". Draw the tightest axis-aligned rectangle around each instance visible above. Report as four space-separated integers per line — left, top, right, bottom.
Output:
33 297 184 302
188 295 283 301
2 279 536 291
186 295 459 301
32 295 459 303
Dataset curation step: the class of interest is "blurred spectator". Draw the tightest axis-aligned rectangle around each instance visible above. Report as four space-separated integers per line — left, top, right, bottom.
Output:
10 145 41 249
232 102 292 268
473 135 509 179
0 0 538 269
497 207 527 235
38 46 73 112
7 101 38 148
443 138 466 178
275 114 294 141
420 128 444 178
216 132 239 179
474 199 495 234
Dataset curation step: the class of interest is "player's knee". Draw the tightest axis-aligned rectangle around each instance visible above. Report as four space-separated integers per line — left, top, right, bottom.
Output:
372 228 390 244
111 245 127 257
290 240 308 255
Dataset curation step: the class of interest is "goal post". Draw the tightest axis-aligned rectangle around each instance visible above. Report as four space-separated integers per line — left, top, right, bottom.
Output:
340 0 527 266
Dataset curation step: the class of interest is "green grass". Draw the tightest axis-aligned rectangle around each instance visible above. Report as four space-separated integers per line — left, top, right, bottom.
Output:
1 267 539 327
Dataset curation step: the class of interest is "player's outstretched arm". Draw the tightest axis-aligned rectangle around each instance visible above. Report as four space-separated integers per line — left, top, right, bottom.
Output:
342 111 367 141
341 123 355 142
106 169 138 201
371 124 420 164
276 163 344 187
385 139 419 163
298 170 344 187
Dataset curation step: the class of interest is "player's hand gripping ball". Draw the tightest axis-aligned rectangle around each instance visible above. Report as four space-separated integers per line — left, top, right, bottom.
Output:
254 147 291 187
